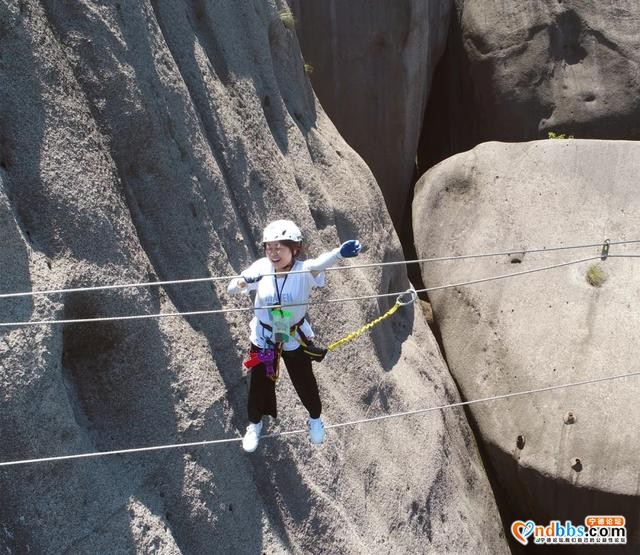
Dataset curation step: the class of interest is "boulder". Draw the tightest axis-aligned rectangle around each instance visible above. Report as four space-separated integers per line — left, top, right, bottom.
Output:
0 1 506 552
414 139 640 548
448 0 640 143
288 0 451 229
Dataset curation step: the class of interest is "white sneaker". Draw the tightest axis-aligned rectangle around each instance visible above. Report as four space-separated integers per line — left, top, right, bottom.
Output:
242 422 262 452
308 417 325 444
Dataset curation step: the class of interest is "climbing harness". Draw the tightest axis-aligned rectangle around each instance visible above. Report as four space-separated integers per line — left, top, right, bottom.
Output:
242 272 296 381
244 288 417 374
244 312 306 382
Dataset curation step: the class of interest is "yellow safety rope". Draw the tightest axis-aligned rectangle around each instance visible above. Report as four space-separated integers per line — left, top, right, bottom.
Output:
327 288 417 351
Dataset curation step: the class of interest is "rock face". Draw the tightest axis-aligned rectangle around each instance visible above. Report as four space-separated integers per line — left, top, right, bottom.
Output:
288 0 451 229
414 140 640 549
419 0 640 176
0 1 507 552
445 0 640 145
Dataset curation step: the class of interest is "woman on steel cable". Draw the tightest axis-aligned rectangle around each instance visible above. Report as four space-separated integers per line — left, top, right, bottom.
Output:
227 220 361 452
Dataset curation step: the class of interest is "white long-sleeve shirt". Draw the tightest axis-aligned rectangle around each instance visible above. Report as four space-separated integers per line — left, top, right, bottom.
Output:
228 248 342 350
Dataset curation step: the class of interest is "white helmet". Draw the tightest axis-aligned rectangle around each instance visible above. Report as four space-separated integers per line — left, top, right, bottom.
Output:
262 220 303 243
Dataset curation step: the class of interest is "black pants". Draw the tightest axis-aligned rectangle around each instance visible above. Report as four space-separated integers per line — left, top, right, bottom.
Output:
247 345 322 423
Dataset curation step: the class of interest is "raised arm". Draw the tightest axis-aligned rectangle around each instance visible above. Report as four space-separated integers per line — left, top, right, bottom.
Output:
305 240 362 276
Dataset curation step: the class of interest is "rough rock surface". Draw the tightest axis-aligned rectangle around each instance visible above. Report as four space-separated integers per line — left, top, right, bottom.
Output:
414 140 640 550
419 0 640 174
0 1 507 553
288 0 451 229
447 0 640 144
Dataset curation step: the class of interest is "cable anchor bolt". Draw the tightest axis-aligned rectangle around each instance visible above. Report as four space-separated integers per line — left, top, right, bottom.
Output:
600 239 610 261
396 287 418 306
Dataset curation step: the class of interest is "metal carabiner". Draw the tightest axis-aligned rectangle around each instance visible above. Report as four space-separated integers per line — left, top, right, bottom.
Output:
601 238 610 261
396 287 418 306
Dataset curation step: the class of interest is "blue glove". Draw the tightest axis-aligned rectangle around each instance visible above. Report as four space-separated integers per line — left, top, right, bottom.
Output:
243 273 263 284
339 240 362 258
